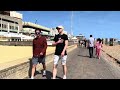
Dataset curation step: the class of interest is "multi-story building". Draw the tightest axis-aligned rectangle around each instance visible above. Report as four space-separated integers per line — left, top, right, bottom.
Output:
0 11 71 41
76 34 85 41
0 11 24 41
22 22 53 38
0 11 22 34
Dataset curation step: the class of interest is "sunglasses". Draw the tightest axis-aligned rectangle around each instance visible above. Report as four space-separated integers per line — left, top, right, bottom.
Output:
35 32 41 35
57 28 62 30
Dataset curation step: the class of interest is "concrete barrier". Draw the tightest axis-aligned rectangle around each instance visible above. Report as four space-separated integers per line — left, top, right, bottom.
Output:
0 41 74 46
0 45 77 79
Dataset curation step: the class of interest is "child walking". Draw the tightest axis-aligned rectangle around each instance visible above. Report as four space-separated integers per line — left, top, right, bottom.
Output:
95 38 103 59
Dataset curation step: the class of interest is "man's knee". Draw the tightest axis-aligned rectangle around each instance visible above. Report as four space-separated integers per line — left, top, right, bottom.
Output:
53 64 58 69
61 56 67 65
32 64 37 68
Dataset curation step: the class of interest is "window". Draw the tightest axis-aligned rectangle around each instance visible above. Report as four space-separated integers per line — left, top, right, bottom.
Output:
9 26 14 30
15 27 18 30
4 24 7 28
12 26 14 29
2 24 4 28
9 26 12 29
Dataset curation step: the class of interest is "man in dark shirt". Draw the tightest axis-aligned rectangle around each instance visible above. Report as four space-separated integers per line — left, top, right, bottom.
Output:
52 25 68 79
31 29 47 79
84 38 87 48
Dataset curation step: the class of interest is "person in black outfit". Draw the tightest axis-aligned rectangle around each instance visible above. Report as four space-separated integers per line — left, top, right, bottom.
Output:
52 25 68 79
84 38 87 48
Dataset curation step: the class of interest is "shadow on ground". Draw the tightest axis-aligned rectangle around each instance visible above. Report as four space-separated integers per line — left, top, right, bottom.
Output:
28 58 62 79
78 55 96 58
45 70 62 79
78 55 89 57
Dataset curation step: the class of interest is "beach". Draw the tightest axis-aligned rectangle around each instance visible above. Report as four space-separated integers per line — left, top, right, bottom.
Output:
0 45 55 64
102 44 120 60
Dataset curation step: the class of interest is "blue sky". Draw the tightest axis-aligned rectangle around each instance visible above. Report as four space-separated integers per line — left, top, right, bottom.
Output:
19 11 120 39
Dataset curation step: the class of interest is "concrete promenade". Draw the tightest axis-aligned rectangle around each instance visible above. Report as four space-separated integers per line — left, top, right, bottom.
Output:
32 46 120 79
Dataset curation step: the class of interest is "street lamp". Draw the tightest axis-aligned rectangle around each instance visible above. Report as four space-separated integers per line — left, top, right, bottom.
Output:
71 11 73 37
35 20 37 24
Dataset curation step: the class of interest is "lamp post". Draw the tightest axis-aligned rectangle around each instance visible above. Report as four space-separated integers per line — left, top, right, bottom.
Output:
71 11 73 37
35 20 37 24
1 17 2 40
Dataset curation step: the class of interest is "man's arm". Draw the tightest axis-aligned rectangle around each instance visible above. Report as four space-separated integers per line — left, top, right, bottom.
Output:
93 38 96 47
62 40 68 54
52 35 63 46
41 37 47 54
87 39 89 47
32 40 34 54
52 39 63 46
52 35 57 46
52 41 59 46
61 35 68 56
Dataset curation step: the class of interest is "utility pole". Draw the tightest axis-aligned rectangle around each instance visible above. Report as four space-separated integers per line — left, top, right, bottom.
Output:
71 11 73 37
1 17 2 40
35 19 37 24
1 17 2 32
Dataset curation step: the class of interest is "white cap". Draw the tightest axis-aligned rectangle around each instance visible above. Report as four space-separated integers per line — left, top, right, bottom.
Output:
56 25 64 30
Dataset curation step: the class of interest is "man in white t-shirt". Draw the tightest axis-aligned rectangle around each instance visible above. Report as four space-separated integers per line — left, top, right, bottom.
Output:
88 35 95 58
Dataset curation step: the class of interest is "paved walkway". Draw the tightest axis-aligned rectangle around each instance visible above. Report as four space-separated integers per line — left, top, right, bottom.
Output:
31 46 120 79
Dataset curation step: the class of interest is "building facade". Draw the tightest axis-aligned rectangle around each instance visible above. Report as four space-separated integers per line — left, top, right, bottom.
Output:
0 11 22 33
0 11 23 41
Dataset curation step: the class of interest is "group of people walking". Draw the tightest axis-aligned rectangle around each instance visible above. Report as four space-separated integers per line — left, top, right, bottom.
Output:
88 35 103 59
30 25 103 79
78 35 103 60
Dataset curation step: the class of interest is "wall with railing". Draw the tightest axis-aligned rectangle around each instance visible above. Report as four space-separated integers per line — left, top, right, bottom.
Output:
0 41 75 46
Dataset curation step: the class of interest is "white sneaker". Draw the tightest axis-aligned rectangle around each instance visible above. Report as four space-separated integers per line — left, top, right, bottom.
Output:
30 76 34 79
51 77 56 79
63 75 66 79
43 70 46 76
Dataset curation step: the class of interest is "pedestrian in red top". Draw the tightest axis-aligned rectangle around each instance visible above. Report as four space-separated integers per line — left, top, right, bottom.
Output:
30 29 47 79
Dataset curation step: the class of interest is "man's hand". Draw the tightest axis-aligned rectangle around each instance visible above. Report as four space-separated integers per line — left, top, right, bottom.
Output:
57 39 64 43
40 52 43 56
52 39 64 45
61 51 65 57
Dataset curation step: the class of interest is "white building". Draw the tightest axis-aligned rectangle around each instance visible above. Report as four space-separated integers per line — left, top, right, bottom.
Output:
10 11 23 19
50 28 58 36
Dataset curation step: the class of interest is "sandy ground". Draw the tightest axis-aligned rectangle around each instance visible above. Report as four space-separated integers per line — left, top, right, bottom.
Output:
102 44 120 60
101 45 120 77
0 45 76 71
0 45 55 64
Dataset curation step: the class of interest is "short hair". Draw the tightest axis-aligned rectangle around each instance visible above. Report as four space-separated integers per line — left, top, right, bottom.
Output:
35 29 41 32
90 35 92 37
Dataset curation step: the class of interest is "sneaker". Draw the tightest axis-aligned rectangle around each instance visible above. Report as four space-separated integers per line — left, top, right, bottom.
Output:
30 76 34 79
63 75 66 79
43 70 46 76
51 77 56 79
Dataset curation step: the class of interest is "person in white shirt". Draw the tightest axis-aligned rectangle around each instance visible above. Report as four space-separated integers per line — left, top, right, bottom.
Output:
88 35 95 58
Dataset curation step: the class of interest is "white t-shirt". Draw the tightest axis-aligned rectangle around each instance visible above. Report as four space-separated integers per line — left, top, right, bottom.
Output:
88 37 94 47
